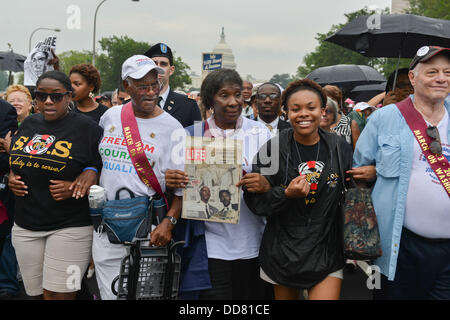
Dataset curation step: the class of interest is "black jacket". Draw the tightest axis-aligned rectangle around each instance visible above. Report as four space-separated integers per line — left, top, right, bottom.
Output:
244 128 353 289
0 100 18 176
163 90 202 128
0 100 18 236
277 118 291 131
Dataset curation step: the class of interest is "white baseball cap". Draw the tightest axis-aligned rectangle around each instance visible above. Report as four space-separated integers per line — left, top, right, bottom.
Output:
121 55 164 80
353 102 372 112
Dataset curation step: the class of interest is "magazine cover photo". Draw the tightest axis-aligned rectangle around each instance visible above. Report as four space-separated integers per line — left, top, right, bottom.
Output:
182 136 242 224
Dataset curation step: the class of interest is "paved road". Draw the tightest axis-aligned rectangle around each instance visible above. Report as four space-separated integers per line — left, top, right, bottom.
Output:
10 264 373 300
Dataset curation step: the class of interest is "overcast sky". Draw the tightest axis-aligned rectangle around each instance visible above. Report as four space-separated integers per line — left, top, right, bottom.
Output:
2 0 392 81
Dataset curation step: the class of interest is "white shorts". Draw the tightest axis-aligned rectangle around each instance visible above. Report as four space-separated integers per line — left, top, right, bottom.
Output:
260 267 344 286
12 223 93 296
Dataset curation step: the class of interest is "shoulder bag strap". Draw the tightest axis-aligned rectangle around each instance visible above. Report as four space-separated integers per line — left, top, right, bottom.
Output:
120 102 170 208
396 97 450 197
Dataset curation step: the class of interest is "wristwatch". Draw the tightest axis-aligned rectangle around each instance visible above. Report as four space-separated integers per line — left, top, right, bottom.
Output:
164 216 177 225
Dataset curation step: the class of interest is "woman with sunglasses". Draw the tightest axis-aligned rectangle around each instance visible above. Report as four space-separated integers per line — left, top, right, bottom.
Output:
244 79 353 300
8 71 102 300
69 64 108 124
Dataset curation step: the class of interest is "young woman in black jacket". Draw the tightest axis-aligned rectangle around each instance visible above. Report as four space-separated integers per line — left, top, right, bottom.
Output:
243 79 353 300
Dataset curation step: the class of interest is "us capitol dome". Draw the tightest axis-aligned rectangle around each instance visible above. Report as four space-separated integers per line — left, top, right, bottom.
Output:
212 27 237 70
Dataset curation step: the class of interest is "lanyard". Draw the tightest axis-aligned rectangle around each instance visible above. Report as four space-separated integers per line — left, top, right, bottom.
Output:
120 102 169 208
396 97 450 197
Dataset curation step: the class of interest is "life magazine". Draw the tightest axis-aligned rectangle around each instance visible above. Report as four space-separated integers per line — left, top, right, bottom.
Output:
182 136 242 224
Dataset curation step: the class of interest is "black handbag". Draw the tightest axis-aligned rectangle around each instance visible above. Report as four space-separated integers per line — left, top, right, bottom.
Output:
335 141 382 261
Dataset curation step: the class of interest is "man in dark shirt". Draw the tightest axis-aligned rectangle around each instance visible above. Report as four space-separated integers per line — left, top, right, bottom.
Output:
144 43 201 127
254 82 291 135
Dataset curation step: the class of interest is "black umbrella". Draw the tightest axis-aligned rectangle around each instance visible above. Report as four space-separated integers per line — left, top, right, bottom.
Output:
0 51 26 72
305 64 386 90
347 82 386 102
325 14 450 59
0 51 26 86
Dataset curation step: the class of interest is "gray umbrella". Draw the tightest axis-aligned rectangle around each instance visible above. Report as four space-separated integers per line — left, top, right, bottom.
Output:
0 51 26 72
325 14 450 59
305 64 386 90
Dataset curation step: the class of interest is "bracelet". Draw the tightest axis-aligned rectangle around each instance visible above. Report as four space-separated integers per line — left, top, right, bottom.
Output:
83 167 98 173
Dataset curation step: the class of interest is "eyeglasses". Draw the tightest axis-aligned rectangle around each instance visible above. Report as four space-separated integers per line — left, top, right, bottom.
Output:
257 93 279 100
129 81 161 93
34 91 70 103
426 126 442 155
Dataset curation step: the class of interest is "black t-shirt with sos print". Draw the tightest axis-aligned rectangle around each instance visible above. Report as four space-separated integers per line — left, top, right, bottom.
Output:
9 112 102 231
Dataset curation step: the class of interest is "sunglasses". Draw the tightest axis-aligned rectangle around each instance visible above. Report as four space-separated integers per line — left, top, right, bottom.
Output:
257 93 279 100
426 126 442 155
35 91 70 103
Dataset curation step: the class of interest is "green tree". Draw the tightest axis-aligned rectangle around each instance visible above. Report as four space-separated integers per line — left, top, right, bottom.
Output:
171 56 192 90
269 73 296 88
408 0 450 20
58 50 92 75
96 36 191 92
0 71 8 91
17 72 24 85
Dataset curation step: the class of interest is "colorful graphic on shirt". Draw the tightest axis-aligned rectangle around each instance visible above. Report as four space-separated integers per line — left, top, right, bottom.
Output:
10 134 73 173
100 135 156 175
327 172 340 188
298 160 325 205
23 134 55 155
298 160 324 191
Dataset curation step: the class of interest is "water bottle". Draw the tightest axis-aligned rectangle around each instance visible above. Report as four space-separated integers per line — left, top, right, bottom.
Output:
89 185 106 208
89 185 106 232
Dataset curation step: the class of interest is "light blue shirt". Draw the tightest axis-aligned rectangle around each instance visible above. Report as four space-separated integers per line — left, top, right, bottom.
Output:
353 95 450 280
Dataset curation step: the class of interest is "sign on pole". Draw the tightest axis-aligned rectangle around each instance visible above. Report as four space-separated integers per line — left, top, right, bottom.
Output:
202 53 223 81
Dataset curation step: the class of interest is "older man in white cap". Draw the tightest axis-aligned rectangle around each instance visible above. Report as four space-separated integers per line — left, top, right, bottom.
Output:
352 46 450 300
92 55 186 300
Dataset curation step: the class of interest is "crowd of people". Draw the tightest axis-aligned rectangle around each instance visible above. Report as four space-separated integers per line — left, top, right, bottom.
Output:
0 42 449 301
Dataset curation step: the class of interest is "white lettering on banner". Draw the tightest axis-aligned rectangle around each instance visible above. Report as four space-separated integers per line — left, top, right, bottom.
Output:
66 5 81 30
